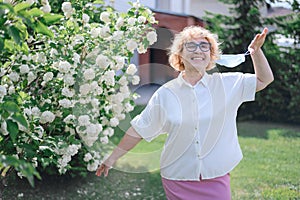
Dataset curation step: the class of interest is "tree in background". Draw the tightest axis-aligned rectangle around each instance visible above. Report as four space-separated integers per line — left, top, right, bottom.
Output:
262 0 300 123
204 0 300 123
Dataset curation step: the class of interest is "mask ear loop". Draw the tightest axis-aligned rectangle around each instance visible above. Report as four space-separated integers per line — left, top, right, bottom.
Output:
244 51 251 56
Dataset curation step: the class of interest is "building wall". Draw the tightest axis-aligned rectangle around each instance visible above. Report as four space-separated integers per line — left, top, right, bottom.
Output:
104 0 268 18
188 0 232 17
157 0 268 18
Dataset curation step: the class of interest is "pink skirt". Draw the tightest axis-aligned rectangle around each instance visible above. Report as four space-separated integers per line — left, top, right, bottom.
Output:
161 174 231 200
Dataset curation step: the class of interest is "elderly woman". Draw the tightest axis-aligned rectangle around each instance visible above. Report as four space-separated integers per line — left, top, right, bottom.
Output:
96 26 274 199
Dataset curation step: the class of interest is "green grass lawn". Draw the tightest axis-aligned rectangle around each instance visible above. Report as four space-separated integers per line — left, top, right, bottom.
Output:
232 121 300 200
2 121 300 200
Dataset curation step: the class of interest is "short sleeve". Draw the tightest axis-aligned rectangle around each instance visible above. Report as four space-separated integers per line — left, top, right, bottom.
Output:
241 73 257 102
130 91 166 142
221 72 257 103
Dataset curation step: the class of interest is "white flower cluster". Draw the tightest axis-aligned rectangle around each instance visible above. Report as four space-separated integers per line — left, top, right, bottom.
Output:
0 121 9 135
40 111 55 124
92 7 157 54
40 0 51 13
62 2 74 18
83 151 101 171
0 85 7 102
56 143 82 174
75 115 104 147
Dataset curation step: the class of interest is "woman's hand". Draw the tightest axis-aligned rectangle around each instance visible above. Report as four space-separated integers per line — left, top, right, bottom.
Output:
95 163 111 177
95 127 142 178
248 27 268 55
95 156 116 177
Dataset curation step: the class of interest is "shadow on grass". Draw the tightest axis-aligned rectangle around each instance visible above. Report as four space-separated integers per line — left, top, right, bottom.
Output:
237 120 300 139
3 167 165 200
2 172 89 200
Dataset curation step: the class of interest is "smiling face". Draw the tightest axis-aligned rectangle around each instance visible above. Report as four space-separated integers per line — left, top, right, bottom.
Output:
168 26 220 72
180 37 211 74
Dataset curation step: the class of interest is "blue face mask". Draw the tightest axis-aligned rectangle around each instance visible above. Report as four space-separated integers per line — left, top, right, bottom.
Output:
216 51 250 68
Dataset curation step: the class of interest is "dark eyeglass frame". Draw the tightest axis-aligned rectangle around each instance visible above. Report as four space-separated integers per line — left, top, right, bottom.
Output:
184 42 211 52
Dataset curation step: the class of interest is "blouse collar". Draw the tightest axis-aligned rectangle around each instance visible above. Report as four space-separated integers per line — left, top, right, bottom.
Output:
178 71 209 88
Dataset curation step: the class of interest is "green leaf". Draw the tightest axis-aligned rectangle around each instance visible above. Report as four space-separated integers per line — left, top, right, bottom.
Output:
42 13 63 25
35 20 53 37
21 12 34 27
19 91 29 100
14 21 28 39
6 119 19 142
40 157 52 168
4 39 15 52
20 41 29 54
2 101 21 112
27 7 44 17
11 112 28 129
127 10 135 17
93 0 105 4
0 166 10 176
0 38 3 50
1 110 10 119
21 143 36 158
0 2 14 13
0 15 7 27
7 25 22 45
0 155 41 187
14 2 31 13
138 7 146 13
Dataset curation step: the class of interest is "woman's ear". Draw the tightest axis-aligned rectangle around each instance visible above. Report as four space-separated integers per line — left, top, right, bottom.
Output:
180 57 183 64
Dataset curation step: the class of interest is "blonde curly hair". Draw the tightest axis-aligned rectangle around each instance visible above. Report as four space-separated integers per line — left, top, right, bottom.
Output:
168 26 221 71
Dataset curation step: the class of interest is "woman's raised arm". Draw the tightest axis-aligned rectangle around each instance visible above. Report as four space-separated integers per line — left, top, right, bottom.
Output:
248 27 274 92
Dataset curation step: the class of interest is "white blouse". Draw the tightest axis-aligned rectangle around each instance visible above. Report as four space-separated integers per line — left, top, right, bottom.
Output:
130 72 256 180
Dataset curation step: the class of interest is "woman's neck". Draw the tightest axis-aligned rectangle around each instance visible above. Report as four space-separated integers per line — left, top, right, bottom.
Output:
182 70 204 86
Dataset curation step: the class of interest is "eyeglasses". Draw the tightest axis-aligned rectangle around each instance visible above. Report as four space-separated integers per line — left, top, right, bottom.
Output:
185 42 211 52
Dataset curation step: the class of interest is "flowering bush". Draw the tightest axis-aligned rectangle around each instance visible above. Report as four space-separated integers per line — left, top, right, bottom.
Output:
0 0 157 186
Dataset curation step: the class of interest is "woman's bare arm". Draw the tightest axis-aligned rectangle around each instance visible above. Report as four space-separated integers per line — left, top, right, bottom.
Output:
248 28 274 92
95 126 142 177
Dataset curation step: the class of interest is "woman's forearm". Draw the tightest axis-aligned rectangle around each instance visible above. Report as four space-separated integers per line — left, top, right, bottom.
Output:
251 48 274 92
104 126 142 167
